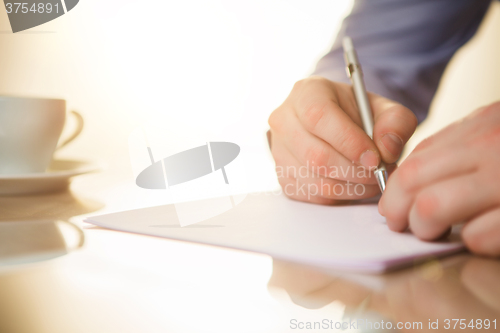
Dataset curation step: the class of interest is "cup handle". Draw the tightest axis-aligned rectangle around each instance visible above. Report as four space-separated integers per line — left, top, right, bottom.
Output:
57 110 84 150
59 220 86 250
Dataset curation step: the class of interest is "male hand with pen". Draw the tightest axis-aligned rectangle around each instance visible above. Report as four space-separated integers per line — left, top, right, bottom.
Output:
268 77 417 204
268 0 500 256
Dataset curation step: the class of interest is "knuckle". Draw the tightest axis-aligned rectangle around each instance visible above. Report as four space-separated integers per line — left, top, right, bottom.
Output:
298 76 328 86
268 109 284 133
394 104 418 127
304 144 330 169
292 79 306 91
384 104 408 117
307 76 330 86
292 77 328 92
400 109 418 135
334 127 362 156
299 101 330 132
383 104 418 139
397 158 421 191
408 109 419 129
414 191 439 222
268 109 279 128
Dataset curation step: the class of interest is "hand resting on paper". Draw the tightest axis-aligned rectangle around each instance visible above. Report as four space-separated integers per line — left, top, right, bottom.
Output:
268 77 417 204
268 78 500 256
379 101 500 257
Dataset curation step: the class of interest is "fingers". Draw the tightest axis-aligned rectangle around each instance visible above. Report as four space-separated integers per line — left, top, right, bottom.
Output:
270 107 378 185
407 174 497 240
393 145 478 193
372 96 418 163
379 146 481 232
383 162 498 241
292 78 381 169
462 207 500 257
271 138 380 202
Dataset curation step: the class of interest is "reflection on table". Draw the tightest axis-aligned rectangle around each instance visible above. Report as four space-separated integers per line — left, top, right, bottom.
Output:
269 255 500 332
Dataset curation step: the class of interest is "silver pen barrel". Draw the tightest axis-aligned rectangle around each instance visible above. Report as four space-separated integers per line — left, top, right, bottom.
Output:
343 37 388 192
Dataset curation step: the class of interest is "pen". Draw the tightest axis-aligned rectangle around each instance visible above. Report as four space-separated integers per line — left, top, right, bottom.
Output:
342 36 388 192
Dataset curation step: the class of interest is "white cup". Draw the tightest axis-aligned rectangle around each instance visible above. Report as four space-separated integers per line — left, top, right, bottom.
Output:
0 96 84 174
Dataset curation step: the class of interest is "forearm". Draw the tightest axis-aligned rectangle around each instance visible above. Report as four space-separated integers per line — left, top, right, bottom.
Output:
313 0 492 123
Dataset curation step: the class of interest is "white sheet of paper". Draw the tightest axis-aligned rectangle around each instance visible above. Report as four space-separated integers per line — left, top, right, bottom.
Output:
84 193 464 272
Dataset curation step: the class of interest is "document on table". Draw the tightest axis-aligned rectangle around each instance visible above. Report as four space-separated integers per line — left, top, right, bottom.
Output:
84 192 464 273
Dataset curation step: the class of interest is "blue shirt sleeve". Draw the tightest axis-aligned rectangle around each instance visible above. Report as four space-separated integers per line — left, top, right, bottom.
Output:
313 0 492 123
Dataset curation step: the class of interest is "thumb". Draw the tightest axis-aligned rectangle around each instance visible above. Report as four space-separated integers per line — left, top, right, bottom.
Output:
371 96 418 164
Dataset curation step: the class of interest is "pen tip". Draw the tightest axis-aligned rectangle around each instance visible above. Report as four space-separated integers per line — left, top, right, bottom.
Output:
375 168 388 193
342 36 354 52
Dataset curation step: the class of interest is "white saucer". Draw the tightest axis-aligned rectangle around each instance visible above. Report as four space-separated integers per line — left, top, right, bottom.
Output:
0 160 101 195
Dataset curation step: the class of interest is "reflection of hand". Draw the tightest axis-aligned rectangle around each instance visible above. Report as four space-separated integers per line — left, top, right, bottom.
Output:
380 102 500 256
267 260 372 309
461 257 500 313
269 256 500 332
268 77 417 204
383 257 500 332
